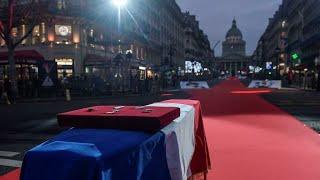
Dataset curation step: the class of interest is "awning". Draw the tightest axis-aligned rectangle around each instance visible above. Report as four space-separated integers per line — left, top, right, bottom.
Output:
291 64 309 70
84 54 110 66
130 59 146 69
0 50 44 64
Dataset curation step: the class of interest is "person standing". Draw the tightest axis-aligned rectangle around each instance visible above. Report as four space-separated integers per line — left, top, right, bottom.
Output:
311 71 316 90
0 80 4 103
288 70 293 86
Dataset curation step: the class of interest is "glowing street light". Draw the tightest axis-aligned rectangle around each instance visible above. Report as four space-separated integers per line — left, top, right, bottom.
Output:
112 0 127 7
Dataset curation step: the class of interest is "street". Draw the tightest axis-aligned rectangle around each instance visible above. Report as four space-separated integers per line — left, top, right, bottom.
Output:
261 90 320 133
1 81 320 177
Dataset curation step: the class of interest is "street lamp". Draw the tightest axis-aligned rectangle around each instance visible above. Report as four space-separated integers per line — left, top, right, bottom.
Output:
112 0 127 7
315 57 320 91
110 0 128 93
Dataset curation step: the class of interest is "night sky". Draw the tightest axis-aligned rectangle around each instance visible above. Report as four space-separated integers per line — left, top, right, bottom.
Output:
176 0 282 56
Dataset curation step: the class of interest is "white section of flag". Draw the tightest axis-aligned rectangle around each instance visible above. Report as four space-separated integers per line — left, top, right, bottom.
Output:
147 103 195 180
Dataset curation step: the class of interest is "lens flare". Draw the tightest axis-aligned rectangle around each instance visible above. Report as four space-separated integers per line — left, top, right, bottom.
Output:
112 0 127 7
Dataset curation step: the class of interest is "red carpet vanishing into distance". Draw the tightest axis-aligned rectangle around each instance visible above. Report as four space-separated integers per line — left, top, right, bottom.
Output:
187 79 320 180
2 79 320 180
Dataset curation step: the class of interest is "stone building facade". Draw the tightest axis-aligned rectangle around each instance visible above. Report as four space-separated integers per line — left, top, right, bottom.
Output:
216 19 250 75
259 3 288 76
183 12 212 75
0 0 188 81
256 0 320 71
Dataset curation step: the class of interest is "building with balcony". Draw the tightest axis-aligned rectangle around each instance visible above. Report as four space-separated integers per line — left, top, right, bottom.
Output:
251 36 265 69
0 0 193 87
300 0 320 67
158 0 185 73
0 0 89 80
183 12 212 76
267 0 320 70
286 0 304 67
251 0 290 79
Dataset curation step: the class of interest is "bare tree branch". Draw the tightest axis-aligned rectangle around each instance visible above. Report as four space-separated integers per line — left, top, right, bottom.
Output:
13 22 36 48
7 0 15 36
0 21 4 34
0 32 4 40
12 0 38 48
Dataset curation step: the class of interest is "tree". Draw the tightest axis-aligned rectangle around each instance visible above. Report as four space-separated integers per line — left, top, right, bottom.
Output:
0 0 42 101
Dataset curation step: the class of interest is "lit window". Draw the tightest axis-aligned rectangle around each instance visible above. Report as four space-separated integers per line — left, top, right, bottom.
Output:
90 29 94 37
282 21 286 28
11 27 18 39
32 25 40 44
57 0 67 10
55 59 73 66
136 47 139 59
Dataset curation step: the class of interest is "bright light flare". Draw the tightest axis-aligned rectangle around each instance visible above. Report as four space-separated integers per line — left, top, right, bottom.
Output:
112 0 127 7
231 90 272 94
161 93 174 97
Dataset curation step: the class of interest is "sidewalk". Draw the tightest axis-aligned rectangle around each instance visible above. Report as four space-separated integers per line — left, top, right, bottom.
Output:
1 79 220 104
10 92 169 104
1 88 182 104
283 85 319 92
241 78 319 93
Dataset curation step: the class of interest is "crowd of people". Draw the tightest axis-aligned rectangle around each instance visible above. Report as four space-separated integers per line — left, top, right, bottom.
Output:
0 73 179 103
285 70 319 90
0 77 40 103
0 70 218 104
129 73 179 95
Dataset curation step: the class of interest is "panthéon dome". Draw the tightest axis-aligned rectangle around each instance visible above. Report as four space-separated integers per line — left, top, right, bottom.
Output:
225 18 243 39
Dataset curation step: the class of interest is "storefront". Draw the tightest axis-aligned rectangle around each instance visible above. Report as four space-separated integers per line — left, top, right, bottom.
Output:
55 58 74 78
0 50 44 80
139 66 147 80
84 54 112 82
130 59 146 80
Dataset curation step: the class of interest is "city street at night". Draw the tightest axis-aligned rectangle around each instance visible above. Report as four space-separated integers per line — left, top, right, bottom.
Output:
1 0 320 179
1 79 320 180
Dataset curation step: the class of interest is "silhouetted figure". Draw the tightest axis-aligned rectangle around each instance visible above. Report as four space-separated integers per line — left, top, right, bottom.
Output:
231 70 235 77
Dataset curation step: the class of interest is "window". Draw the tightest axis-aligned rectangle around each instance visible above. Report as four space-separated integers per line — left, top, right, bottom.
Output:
57 0 67 10
282 21 286 28
56 59 73 66
55 59 74 78
90 29 94 37
136 47 139 59
11 27 18 39
32 25 40 44
141 48 144 60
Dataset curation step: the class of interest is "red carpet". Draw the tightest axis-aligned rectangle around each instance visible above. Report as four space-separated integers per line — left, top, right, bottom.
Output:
0 169 20 180
187 79 320 180
2 79 320 180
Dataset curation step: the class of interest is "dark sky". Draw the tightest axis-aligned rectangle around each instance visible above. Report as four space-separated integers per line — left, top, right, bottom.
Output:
176 0 282 56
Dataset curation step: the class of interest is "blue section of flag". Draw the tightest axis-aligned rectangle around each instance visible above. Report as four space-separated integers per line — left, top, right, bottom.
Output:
21 129 170 180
